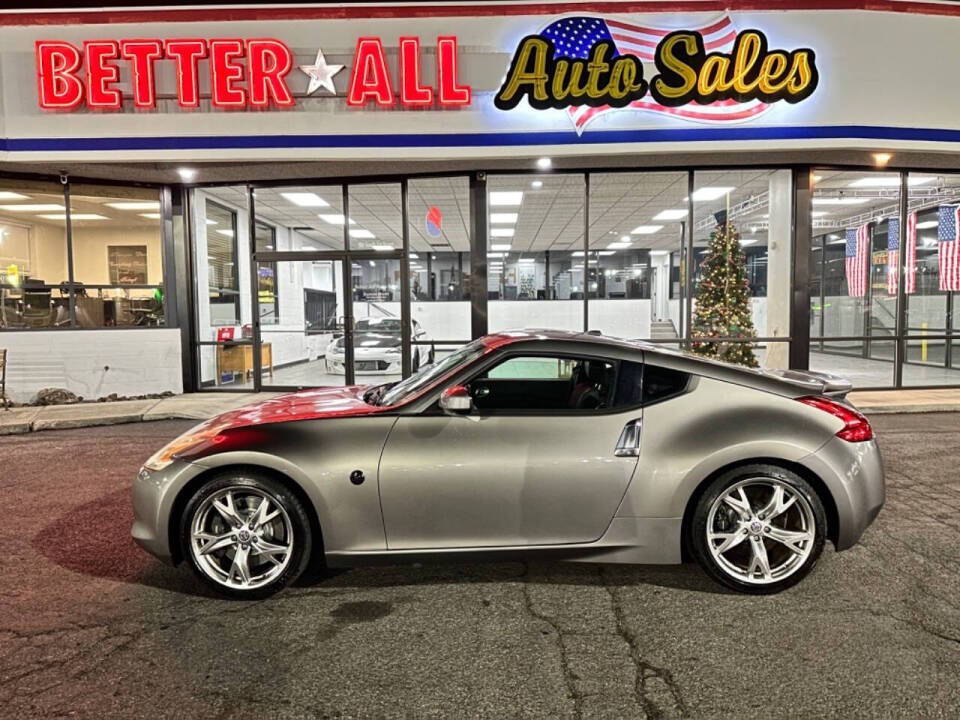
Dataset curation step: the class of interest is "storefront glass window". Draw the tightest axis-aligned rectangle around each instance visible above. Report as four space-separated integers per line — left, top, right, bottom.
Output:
66 184 164 328
0 179 70 329
254 221 278 325
487 173 586 333
692 169 793 369
253 185 345 251
901 172 960 385
407 177 471 348
587 172 688 339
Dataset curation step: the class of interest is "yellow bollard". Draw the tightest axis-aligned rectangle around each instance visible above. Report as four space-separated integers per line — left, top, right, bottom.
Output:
922 321 927 363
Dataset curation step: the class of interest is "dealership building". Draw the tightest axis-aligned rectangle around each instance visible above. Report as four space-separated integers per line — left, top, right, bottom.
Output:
2 0 960 402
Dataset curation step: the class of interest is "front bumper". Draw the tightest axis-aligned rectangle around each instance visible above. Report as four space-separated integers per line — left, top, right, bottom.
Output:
131 461 207 564
325 352 402 375
801 436 886 551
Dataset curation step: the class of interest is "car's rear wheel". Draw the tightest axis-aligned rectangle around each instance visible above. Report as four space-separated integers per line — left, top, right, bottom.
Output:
179 471 312 599
690 464 826 594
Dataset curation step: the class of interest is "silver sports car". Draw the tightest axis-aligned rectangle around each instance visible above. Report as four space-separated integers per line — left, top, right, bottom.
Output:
133 330 884 597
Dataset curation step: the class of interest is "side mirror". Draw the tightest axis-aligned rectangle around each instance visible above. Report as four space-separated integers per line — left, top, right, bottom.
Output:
439 385 473 414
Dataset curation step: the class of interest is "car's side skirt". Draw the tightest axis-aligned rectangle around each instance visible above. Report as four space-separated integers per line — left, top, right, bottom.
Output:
324 517 682 567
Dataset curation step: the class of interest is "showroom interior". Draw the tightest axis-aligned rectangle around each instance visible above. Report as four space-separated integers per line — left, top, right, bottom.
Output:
4 162 960 398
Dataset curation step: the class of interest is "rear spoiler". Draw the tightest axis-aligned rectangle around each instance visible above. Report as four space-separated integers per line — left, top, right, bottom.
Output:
764 369 854 399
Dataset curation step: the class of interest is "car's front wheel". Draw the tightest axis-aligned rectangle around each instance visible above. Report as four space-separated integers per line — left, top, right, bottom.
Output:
179 471 312 599
690 464 826 594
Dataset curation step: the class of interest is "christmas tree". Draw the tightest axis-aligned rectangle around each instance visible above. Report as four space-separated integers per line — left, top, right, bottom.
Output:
690 217 759 367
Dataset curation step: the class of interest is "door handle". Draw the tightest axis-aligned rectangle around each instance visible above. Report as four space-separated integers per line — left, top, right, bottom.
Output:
614 418 642 457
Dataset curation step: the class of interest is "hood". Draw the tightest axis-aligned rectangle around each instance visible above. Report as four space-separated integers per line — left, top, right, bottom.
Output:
330 332 401 350
201 385 385 432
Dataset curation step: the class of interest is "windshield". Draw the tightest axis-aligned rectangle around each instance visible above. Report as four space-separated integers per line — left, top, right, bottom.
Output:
357 318 402 333
379 339 488 407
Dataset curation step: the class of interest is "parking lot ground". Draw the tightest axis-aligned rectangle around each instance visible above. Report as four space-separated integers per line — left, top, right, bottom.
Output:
1 415 959 719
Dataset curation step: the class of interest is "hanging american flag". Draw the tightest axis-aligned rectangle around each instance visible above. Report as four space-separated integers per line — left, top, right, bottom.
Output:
845 223 870 297
887 215 917 295
539 15 770 134
938 205 960 292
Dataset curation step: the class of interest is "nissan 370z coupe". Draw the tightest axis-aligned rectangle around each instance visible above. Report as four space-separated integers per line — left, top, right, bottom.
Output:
133 330 885 597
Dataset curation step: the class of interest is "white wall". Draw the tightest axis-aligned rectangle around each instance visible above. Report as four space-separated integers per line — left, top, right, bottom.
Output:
1 329 182 403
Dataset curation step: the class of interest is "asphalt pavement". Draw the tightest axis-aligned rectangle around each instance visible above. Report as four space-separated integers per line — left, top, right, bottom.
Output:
1 416 958 719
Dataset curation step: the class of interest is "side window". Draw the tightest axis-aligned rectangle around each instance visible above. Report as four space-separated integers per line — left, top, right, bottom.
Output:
613 361 689 408
470 355 615 412
642 364 689 404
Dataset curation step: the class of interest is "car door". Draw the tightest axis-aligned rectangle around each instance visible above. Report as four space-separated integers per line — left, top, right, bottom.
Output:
377 352 642 550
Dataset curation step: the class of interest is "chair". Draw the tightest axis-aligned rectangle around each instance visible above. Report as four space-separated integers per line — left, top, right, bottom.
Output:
21 289 53 327
0 349 7 410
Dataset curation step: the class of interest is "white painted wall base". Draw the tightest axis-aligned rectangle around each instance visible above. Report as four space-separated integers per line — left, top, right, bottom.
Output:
1 329 183 403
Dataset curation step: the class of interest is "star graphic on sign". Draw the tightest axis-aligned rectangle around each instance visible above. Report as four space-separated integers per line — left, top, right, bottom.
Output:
299 48 344 96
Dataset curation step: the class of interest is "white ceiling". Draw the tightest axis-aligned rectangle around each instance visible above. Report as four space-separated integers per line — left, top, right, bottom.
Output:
203 169 960 258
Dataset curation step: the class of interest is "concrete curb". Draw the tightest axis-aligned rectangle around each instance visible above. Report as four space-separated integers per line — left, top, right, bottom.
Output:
0 393 281 435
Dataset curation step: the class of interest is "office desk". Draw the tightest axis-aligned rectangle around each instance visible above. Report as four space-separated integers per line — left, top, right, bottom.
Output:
216 342 273 385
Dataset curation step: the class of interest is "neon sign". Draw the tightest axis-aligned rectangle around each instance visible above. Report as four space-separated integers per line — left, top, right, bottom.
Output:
35 36 471 111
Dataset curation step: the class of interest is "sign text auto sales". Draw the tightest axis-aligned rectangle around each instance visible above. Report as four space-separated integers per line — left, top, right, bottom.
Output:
494 29 819 110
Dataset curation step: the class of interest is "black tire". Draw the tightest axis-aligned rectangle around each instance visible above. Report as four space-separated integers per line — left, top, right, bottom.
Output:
179 470 313 599
689 463 826 594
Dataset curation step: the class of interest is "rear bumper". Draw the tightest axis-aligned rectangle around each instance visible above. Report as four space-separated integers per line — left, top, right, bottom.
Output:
800 436 886 550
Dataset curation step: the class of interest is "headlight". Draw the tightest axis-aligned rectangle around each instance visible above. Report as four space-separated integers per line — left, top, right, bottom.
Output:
142 421 228 471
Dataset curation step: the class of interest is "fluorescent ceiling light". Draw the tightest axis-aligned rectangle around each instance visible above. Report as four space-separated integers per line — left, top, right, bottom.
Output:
572 251 585 257
690 186 735 202
350 228 375 239
177 167 196 182
409 253 419 259
216 229 235 237
0 192 28 200
491 228 514 237
371 244 393 251
915 220 938 229
631 225 663 234
39 213 106 220
598 250 616 256
739 238 758 246
847 176 933 188
812 197 870 206
531 180 543 189
518 258 535 263
536 157 552 169
607 242 632 249
105 201 160 210
489 191 523 206
487 252 507 258
490 213 518 224
281 192 329 207
205 219 218 225
811 211 828 217
491 243 512 251
139 213 161 219
319 214 355 225
652 209 688 221
0 204 65 212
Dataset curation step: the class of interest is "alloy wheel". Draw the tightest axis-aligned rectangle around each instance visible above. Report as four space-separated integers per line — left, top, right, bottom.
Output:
706 477 816 585
189 486 294 590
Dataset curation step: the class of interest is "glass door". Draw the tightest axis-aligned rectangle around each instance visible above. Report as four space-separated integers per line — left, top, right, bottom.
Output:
257 257 351 388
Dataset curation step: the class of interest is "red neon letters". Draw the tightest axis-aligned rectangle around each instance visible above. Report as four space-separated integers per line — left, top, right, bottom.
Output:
36 38 295 111
36 36 471 111
347 35 471 108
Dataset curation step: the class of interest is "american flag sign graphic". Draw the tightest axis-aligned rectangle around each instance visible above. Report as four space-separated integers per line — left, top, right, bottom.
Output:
538 15 770 133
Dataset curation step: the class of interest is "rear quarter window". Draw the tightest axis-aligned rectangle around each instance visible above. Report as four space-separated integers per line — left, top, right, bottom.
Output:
642 364 690 404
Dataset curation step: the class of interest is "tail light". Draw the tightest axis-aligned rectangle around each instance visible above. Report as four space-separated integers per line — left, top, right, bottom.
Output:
797 395 873 442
